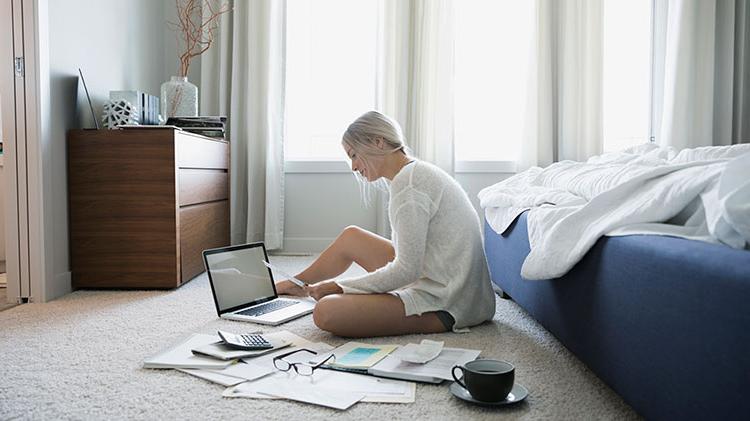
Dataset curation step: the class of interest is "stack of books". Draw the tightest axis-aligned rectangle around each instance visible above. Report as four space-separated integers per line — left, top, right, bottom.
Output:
166 116 227 139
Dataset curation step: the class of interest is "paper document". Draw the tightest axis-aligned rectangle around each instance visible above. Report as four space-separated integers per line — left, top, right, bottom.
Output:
256 377 364 410
143 334 236 370
211 361 274 381
178 368 247 387
391 339 444 364
178 331 327 386
224 368 415 404
369 348 481 383
192 332 291 360
179 362 274 386
263 261 306 287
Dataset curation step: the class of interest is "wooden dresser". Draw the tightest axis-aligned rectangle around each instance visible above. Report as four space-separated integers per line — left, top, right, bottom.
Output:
67 128 230 288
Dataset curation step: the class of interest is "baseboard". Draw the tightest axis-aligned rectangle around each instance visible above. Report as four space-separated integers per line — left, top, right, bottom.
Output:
281 237 337 254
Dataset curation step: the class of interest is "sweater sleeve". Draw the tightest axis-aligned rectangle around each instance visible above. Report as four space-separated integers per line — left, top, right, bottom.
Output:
336 192 431 294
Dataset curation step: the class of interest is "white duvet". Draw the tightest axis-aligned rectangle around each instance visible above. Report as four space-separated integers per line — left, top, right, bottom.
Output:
478 143 750 280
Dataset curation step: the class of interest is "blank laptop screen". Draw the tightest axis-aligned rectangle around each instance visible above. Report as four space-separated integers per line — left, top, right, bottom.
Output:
205 246 276 312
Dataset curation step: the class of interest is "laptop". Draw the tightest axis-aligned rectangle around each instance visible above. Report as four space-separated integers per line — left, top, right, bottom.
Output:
203 242 315 325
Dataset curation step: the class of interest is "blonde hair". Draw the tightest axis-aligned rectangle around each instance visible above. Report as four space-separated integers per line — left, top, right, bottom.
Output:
342 111 411 206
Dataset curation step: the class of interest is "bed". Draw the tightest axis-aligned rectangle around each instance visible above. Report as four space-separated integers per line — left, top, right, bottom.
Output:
484 211 750 420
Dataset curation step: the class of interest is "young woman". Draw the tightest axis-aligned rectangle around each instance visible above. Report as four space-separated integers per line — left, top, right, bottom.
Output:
276 111 496 337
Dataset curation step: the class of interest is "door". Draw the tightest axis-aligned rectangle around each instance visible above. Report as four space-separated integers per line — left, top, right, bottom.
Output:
0 0 35 304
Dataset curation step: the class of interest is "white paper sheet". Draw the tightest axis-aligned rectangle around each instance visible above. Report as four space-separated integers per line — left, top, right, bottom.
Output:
370 348 481 382
223 368 415 404
143 334 235 370
178 368 246 387
256 378 364 410
391 340 444 364
208 362 274 381
166 331 325 385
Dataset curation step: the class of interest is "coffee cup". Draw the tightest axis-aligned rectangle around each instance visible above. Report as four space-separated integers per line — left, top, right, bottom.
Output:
451 359 515 402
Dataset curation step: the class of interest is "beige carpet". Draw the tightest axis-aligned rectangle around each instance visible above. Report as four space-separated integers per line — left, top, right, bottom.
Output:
0 285 16 312
0 256 638 420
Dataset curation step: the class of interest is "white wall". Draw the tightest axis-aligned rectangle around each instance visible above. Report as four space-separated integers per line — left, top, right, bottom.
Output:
44 0 170 300
281 170 512 253
163 1 201 91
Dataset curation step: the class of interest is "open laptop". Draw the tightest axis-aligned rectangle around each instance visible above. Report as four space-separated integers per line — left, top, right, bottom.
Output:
203 242 315 325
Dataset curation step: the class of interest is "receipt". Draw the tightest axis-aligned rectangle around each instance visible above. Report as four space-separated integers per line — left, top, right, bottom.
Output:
391 340 444 364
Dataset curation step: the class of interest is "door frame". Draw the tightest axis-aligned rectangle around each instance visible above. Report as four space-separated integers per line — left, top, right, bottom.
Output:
1 0 48 304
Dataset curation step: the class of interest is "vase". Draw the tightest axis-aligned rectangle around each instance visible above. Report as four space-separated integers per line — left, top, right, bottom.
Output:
161 76 198 118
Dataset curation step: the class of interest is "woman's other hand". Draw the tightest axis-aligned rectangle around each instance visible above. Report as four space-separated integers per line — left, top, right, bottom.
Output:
275 279 308 297
305 280 343 301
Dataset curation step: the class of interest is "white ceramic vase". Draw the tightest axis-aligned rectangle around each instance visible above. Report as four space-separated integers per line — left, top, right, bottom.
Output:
160 76 198 118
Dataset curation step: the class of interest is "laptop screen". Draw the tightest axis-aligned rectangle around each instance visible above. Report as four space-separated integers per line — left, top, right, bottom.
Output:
204 244 276 312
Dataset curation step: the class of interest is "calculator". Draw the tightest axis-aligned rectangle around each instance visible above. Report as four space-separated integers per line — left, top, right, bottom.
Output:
217 330 273 350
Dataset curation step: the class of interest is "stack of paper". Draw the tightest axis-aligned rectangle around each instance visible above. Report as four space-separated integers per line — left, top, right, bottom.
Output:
143 332 481 410
143 334 236 370
192 336 291 360
391 339 444 363
224 369 416 408
368 347 481 383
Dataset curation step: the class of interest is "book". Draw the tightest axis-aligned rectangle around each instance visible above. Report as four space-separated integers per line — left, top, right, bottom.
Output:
142 333 236 370
191 332 292 361
325 342 399 372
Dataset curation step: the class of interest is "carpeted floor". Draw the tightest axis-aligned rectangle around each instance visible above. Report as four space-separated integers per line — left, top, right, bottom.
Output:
0 287 15 312
0 256 638 420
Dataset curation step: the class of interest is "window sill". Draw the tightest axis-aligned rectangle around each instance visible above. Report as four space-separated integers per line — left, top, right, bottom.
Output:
285 160 351 173
284 160 518 174
454 161 517 174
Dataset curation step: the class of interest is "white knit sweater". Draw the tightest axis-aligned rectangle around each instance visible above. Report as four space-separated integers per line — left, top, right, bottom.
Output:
336 160 496 329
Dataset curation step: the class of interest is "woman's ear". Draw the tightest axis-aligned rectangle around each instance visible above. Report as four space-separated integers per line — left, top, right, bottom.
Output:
376 137 385 149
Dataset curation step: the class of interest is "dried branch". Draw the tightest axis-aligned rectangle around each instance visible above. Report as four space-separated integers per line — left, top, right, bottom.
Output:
168 0 232 78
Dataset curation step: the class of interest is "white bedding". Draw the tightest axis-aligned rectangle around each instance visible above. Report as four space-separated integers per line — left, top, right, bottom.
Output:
478 143 750 280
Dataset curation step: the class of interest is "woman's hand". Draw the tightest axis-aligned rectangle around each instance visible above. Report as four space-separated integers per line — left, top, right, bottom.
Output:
275 279 308 297
305 280 343 301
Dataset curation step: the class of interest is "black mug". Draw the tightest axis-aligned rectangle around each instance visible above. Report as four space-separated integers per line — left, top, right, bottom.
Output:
452 359 515 402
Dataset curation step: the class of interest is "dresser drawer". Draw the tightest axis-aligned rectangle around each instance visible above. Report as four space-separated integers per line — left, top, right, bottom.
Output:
177 133 229 169
179 169 229 206
179 200 230 282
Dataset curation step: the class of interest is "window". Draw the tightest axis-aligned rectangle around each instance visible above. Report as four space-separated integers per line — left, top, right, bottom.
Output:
284 0 378 161
285 1 653 163
602 0 652 152
454 0 535 162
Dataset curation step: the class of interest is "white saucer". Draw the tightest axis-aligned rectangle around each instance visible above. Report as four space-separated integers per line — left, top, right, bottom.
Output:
450 382 529 406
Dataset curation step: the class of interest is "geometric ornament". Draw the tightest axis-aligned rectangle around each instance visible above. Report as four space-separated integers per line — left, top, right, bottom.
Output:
102 99 140 129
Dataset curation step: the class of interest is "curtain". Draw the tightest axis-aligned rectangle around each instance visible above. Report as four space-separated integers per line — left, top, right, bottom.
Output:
653 0 750 148
521 0 603 170
377 0 455 176
200 0 286 249
374 0 455 237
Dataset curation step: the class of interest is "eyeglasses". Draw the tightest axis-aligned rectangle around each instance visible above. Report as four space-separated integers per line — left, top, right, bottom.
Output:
273 348 336 376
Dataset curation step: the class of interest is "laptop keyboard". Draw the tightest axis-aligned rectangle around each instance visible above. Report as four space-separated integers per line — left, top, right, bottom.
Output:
237 300 296 317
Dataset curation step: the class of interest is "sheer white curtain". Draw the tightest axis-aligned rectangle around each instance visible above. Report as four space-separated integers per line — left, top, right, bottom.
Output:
374 0 455 237
522 0 603 170
200 0 286 249
653 0 750 148
377 0 455 175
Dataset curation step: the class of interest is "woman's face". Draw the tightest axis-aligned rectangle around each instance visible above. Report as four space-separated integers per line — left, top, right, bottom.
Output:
343 142 381 182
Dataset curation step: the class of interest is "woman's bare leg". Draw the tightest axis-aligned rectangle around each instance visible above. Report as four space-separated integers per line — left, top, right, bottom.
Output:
295 225 395 283
313 293 448 337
